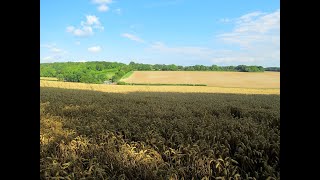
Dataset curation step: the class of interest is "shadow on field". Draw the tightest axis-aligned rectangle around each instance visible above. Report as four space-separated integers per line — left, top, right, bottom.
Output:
40 87 280 180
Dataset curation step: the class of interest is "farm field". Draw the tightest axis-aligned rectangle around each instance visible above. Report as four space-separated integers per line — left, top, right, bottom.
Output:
122 71 280 89
40 80 280 95
40 77 58 81
40 80 280 179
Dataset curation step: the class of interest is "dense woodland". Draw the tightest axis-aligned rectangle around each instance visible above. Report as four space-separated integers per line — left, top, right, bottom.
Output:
264 67 280 72
40 61 279 84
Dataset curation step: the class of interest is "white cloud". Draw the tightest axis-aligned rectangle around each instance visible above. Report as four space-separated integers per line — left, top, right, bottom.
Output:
51 48 63 53
238 11 265 23
92 0 112 4
66 15 103 37
114 8 121 15
78 26 93 35
209 49 279 66
213 9 280 66
146 42 220 65
91 0 113 12
66 26 75 32
72 27 93 36
40 43 56 49
40 43 66 54
85 15 101 25
121 33 145 43
148 9 280 66
88 46 102 53
148 41 279 66
98 4 109 12
218 9 279 48
41 55 62 63
43 56 53 61
75 41 81 45
40 43 67 63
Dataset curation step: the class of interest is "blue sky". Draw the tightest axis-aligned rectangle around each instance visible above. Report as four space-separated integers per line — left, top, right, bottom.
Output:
40 0 280 67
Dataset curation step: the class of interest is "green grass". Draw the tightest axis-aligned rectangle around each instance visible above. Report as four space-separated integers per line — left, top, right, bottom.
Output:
120 71 134 80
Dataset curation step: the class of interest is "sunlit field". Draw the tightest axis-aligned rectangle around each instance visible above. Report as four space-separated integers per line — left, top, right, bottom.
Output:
40 80 279 95
40 80 280 179
40 77 58 81
122 71 280 89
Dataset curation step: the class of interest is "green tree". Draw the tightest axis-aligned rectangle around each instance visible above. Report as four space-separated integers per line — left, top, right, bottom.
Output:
57 74 64 81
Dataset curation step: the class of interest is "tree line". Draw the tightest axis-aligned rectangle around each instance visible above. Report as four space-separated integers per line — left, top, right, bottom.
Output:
264 67 280 72
40 61 279 84
40 61 127 84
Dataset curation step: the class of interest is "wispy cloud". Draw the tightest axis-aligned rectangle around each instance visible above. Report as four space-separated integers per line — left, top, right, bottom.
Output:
40 43 67 63
91 0 113 12
238 11 265 23
218 9 279 48
66 15 104 37
121 33 145 43
66 26 93 37
50 48 63 53
98 4 109 12
40 43 67 54
213 9 280 65
149 42 214 58
147 9 280 66
114 8 122 15
145 42 219 65
41 55 62 63
42 56 53 61
92 0 112 4
75 41 81 45
209 49 279 66
40 43 56 49
88 46 102 53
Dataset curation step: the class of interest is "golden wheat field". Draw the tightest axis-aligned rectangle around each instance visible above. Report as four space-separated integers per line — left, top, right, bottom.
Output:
40 77 58 81
40 79 280 179
122 71 280 89
40 80 279 95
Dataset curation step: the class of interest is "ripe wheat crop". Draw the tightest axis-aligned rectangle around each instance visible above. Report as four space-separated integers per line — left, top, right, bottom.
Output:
40 81 280 179
122 71 280 89
40 80 279 95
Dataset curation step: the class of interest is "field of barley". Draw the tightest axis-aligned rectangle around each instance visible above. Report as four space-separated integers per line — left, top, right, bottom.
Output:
40 80 280 179
122 71 280 89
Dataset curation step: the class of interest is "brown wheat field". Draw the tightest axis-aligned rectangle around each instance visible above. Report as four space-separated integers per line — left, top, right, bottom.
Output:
122 71 280 89
40 80 280 179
